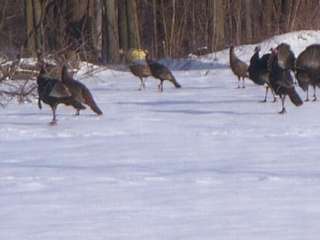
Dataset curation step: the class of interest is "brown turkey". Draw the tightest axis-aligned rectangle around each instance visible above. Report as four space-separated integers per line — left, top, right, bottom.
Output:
268 48 303 114
129 62 152 90
295 44 320 101
145 51 181 92
37 65 85 125
120 48 152 90
61 65 103 116
229 45 249 88
275 43 296 71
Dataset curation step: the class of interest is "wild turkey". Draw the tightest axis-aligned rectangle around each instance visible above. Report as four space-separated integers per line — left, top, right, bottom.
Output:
268 48 303 113
248 46 276 102
229 45 249 88
120 48 152 90
129 62 152 90
295 44 320 101
37 65 85 125
61 65 103 115
145 51 181 92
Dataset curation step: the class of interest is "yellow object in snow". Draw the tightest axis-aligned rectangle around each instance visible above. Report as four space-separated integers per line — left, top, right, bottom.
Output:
127 48 147 63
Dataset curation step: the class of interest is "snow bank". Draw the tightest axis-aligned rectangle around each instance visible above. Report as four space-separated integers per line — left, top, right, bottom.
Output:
162 30 320 70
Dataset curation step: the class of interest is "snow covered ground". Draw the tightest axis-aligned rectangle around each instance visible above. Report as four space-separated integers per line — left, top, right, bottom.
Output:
2 31 320 240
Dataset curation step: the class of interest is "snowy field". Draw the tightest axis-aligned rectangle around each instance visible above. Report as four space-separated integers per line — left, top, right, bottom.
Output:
2 31 320 240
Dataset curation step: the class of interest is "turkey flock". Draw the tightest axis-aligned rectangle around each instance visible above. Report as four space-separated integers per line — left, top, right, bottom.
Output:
24 42 320 125
230 42 320 114
36 49 181 125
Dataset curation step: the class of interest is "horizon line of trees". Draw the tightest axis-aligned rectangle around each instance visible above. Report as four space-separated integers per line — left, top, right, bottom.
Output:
0 0 319 64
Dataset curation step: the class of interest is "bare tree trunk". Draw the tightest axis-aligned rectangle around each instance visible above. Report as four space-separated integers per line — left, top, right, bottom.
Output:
83 0 99 62
289 0 302 30
118 0 128 51
234 0 242 44
191 0 196 52
212 0 225 50
273 0 282 34
126 0 141 49
25 0 43 56
160 0 168 57
280 0 291 32
261 0 273 37
64 0 98 62
244 0 252 43
0 0 8 31
25 0 34 55
32 0 43 53
101 0 120 63
172 0 189 56
169 0 176 56
226 0 233 46
152 0 158 57
251 0 262 40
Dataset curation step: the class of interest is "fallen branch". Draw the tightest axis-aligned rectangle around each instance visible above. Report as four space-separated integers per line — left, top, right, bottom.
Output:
0 79 37 106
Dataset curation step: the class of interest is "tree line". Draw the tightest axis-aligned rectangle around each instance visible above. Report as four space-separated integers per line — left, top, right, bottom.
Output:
0 0 319 64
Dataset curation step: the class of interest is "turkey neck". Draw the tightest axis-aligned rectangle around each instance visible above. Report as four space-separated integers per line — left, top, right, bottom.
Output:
229 47 237 65
61 68 73 83
145 54 153 65
250 51 260 65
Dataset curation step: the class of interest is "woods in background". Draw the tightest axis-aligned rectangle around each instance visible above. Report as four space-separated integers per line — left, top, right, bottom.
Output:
0 0 319 64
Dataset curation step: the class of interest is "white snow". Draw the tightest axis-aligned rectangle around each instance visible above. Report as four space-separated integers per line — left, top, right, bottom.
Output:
2 31 320 240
